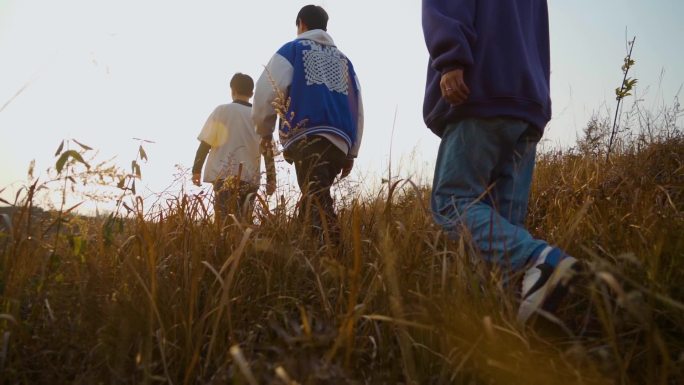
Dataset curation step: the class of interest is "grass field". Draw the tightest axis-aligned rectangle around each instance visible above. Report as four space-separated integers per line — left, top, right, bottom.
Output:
0 118 683 384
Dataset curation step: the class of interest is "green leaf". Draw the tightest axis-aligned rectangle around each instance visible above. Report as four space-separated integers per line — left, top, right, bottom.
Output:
56 152 70 173
139 145 148 161
73 139 93 151
131 160 141 179
56 150 91 173
66 150 90 169
54 140 65 156
621 58 636 72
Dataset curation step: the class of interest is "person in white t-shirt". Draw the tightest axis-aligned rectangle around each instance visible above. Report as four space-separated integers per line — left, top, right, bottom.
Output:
192 73 275 221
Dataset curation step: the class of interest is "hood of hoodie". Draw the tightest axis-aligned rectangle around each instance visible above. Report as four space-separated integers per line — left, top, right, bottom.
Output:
296 29 336 47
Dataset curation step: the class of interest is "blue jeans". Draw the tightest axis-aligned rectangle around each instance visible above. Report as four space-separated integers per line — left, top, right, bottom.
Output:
431 118 547 271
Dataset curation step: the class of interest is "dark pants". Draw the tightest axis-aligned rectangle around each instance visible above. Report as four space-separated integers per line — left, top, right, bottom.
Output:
285 137 346 238
213 178 258 222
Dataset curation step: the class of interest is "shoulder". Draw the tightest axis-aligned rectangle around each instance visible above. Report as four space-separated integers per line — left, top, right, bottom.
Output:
213 103 231 112
276 40 299 59
345 54 357 72
209 104 235 119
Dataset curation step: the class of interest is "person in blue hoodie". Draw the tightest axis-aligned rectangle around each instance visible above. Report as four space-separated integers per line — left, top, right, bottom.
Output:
252 5 364 241
422 0 578 323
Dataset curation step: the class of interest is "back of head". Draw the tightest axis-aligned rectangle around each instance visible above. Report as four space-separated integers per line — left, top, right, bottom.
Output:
230 73 254 96
296 5 328 31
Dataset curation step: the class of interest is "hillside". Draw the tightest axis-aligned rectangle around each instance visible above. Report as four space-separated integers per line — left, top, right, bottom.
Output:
0 132 682 384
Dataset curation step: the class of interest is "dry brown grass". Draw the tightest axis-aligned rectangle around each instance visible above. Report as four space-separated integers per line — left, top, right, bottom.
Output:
0 130 682 384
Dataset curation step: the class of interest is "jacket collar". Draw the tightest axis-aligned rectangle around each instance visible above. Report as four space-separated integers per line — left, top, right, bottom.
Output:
296 29 336 47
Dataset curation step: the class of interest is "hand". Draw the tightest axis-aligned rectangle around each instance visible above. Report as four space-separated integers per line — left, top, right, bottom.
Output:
441 69 470 105
192 173 201 187
340 158 354 179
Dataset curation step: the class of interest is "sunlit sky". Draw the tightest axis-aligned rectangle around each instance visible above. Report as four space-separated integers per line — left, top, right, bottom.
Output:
1 0 683 207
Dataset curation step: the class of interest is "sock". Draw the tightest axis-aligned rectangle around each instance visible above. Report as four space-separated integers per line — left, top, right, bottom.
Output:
543 247 563 267
529 244 564 268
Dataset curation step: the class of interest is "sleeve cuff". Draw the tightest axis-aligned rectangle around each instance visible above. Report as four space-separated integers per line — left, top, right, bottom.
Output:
440 63 465 75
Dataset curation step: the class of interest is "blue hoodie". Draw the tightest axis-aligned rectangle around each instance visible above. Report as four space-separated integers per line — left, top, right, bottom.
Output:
422 0 551 136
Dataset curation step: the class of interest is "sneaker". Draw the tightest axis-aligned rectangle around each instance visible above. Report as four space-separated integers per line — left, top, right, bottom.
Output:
517 246 579 324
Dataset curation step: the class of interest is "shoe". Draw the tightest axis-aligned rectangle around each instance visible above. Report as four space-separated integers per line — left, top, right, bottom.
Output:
517 246 579 324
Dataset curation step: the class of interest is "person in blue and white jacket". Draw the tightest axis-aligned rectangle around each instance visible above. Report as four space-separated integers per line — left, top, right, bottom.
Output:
253 4 363 239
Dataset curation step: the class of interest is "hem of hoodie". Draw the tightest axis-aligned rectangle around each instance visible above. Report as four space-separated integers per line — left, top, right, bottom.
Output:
281 126 353 152
425 99 550 137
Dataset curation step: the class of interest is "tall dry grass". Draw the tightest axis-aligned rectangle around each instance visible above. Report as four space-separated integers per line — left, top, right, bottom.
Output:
0 118 682 384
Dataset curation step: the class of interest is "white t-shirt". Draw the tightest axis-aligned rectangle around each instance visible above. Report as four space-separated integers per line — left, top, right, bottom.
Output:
197 102 261 185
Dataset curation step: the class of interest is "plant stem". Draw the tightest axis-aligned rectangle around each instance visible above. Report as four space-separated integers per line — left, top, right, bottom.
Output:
607 36 636 162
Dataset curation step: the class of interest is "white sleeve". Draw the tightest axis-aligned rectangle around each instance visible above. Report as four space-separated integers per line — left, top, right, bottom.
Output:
252 53 294 137
349 75 364 158
197 107 219 146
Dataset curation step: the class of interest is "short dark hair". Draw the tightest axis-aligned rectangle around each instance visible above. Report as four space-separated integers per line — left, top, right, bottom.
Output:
296 5 328 31
230 73 254 96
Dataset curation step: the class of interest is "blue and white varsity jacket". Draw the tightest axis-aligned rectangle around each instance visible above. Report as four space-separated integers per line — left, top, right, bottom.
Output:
252 29 364 158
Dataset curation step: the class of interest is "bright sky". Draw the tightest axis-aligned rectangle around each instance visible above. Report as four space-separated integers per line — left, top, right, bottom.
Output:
1 0 683 207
